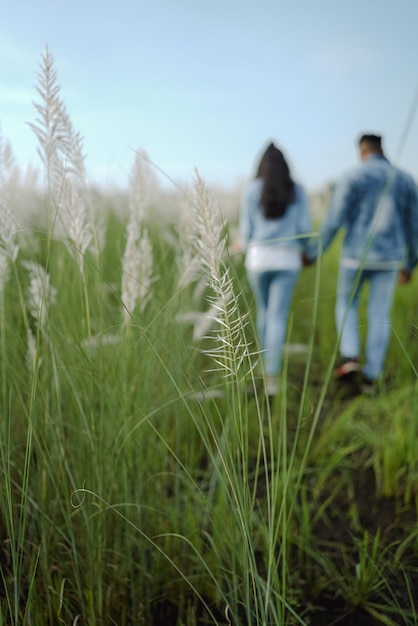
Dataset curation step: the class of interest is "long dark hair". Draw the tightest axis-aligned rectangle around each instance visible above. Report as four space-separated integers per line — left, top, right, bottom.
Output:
256 142 295 218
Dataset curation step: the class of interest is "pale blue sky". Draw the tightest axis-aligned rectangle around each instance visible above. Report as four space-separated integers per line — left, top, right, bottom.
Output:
1 0 418 191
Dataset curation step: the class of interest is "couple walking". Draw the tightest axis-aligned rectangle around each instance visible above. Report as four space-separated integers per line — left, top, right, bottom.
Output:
239 135 418 396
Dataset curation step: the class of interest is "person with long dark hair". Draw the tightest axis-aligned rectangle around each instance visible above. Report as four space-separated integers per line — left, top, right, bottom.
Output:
240 142 312 395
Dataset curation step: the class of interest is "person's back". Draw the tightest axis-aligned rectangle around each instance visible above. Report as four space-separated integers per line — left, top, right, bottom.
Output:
239 141 312 395
241 178 311 262
334 152 417 270
304 133 418 392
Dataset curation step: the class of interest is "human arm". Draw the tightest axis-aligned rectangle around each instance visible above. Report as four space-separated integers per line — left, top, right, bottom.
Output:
398 269 412 284
401 180 418 274
295 185 316 265
238 183 255 251
302 177 352 262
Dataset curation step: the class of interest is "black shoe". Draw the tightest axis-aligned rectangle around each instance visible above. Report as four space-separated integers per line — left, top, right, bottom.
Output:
335 358 360 381
361 376 379 396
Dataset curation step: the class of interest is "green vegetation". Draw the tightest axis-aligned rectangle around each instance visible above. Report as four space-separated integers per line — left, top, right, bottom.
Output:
0 45 416 626
0 206 416 625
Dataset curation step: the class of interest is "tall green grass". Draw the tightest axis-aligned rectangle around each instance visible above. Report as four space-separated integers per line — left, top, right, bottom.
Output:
0 46 417 626
0 205 416 624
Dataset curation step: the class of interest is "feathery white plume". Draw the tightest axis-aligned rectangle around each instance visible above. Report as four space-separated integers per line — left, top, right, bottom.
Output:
28 45 69 192
0 251 10 300
121 148 157 323
176 189 202 288
82 333 119 350
0 127 19 201
189 170 257 378
29 45 94 272
191 169 225 283
0 199 19 262
26 327 42 373
121 215 142 323
22 261 57 332
0 129 20 280
58 176 93 274
128 148 156 219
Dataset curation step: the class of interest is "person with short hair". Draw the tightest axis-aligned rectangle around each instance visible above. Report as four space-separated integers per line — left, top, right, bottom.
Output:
304 133 418 392
240 142 312 395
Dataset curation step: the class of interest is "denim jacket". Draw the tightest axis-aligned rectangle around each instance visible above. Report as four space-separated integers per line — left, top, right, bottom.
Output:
239 178 312 264
307 155 418 271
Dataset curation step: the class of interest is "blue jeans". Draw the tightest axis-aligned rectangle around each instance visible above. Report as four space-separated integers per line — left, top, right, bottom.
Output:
336 267 398 380
247 269 299 376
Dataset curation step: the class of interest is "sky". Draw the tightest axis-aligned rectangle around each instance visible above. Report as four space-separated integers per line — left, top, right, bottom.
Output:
1 0 418 193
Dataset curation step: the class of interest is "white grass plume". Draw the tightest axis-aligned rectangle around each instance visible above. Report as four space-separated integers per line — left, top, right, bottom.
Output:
176 294 233 342
203 269 255 378
29 45 94 272
128 148 157 220
82 333 119 351
0 127 14 178
175 190 202 288
0 251 10 300
0 199 19 263
191 169 225 282
26 327 42 373
190 170 257 378
58 176 93 274
28 45 69 193
121 149 157 323
0 126 20 203
22 261 57 333
122 220 155 322
0 130 19 299
0 128 20 264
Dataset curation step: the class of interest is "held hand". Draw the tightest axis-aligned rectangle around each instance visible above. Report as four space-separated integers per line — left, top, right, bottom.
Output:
398 269 412 284
302 252 315 267
229 240 244 254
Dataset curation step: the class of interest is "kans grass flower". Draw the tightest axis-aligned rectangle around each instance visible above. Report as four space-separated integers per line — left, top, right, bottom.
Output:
121 149 157 324
22 261 57 333
191 168 225 284
26 327 42 373
58 175 93 274
29 45 94 274
0 129 20 298
175 188 201 289
0 251 10 300
189 170 257 378
0 126 20 205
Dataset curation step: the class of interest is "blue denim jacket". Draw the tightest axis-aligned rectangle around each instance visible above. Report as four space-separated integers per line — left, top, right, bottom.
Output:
239 178 312 253
307 155 418 271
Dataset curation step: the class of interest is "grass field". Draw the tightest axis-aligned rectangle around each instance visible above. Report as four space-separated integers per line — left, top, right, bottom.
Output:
0 189 417 625
0 47 417 626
